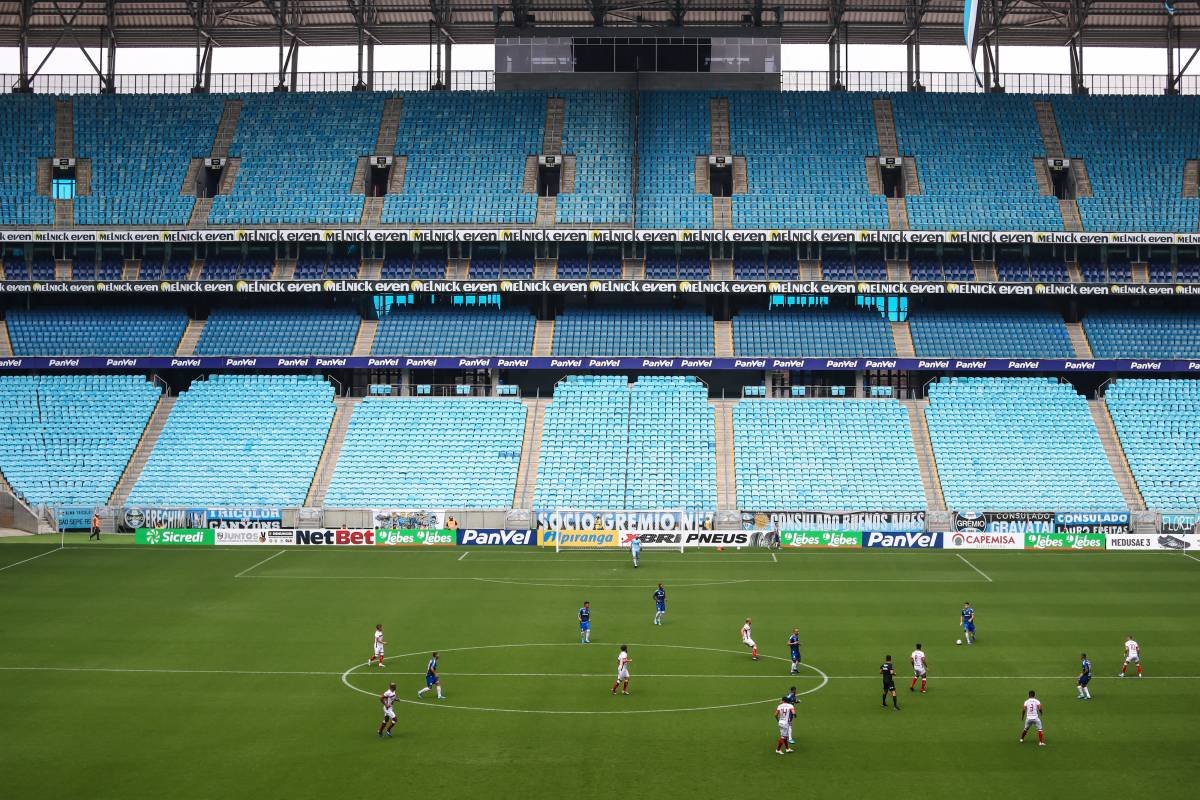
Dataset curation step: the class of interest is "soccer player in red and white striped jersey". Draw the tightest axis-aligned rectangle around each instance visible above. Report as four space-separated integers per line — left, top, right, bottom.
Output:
910 644 928 694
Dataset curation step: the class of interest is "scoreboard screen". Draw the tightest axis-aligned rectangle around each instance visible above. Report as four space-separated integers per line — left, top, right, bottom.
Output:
496 34 780 75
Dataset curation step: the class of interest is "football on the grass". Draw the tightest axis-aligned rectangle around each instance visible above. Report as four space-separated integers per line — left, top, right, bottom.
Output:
955 639 962 645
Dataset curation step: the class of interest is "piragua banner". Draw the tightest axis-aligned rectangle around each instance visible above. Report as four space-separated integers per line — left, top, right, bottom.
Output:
862 531 943 548
744 510 924 533
456 529 536 547
538 530 620 548
942 531 1023 550
374 529 456 546
618 530 754 548
213 529 296 546
1024 532 1106 550
534 509 715 532
369 509 447 531
779 531 863 548
1053 512 1130 534
953 511 1055 534
135 528 214 546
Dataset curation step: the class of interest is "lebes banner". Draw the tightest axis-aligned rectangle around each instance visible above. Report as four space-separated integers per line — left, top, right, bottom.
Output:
374 530 456 546
779 531 863 548
1024 532 1106 550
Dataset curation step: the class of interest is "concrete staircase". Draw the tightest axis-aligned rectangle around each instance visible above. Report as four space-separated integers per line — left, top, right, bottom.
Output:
217 158 240 195
121 260 139 281
36 157 51 195
359 259 382 279
210 99 243 158
55 260 71 281
1073 158 1093 197
560 156 576 194
713 196 733 229
710 258 733 280
1089 398 1145 511
710 398 738 512
353 320 378 356
186 260 204 280
305 397 360 507
176 318 206 356
532 320 554 356
1131 263 1149 284
973 260 997 282
714 320 734 357
864 156 884 195
903 399 945 511
902 160 921 195
0 319 12 356
694 156 710 194
360 197 385 226
188 197 213 228
1184 159 1199 198
1032 157 1055 196
375 97 404 154
622 259 645 280
272 258 296 280
890 321 915 357
54 199 73 228
536 196 557 227
534 258 557 279
447 259 470 279
887 260 910 281
709 97 731 154
1034 101 1065 159
886 198 908 230
54 98 73 158
732 156 748 195
872 98 899 158
1066 321 1093 358
1059 199 1083 232
513 397 549 508
799 260 822 280
543 97 565 155
109 395 176 506
522 156 538 194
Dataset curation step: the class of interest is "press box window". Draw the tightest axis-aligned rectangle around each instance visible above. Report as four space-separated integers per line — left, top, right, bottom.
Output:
52 158 76 199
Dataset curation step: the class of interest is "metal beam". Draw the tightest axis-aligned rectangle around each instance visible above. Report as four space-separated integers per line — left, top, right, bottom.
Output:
828 0 847 91
905 0 927 91
14 0 33 92
1066 0 1089 94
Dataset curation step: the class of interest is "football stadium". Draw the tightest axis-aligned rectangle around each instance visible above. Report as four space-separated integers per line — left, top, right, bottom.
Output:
1 2 1199 798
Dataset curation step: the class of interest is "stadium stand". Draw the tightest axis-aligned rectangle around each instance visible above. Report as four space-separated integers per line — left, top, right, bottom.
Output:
1081 311 1200 358
925 377 1126 510
733 398 925 510
636 92 713 228
0 375 160 507
729 92 887 228
200 254 273 280
557 92 634 225
1104 379 1200 509
552 307 714 356
127 375 334 506
892 93 1062 231
1053 95 1200 232
324 397 526 507
372 307 535 355
6 308 188 355
0 95 56 225
533 375 716 509
209 92 384 225
908 310 1074 358
383 91 541 224
137 254 192 280
73 94 223 225
732 307 894 357
195 307 360 356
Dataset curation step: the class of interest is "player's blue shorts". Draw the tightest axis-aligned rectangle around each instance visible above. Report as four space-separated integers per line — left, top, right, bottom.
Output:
791 648 801 661
656 602 665 612
426 673 438 686
1078 674 1091 686
580 621 590 631
963 622 975 633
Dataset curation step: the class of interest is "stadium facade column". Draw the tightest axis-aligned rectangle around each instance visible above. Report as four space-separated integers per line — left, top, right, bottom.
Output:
1163 7 1198 96
828 0 848 91
1067 0 1089 95
905 0 927 91
352 0 379 92
15 0 32 93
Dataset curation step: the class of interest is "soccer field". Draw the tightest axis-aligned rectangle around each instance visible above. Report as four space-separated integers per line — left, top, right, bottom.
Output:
1 538 1197 800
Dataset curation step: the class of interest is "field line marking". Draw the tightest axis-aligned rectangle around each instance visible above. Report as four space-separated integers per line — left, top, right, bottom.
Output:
771 551 777 563
0 546 61 573
458 551 469 561
239 575 978 586
1182 552 1200 563
233 549 285 578
956 553 993 582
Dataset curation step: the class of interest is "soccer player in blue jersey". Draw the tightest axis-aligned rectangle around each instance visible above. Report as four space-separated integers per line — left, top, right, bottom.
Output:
653 584 666 625
630 535 641 568
788 629 801 675
960 602 976 645
1077 653 1093 700
579 601 591 643
784 686 798 744
416 652 444 700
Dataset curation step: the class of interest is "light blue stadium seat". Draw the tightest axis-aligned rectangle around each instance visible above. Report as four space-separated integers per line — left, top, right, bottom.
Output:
324 397 526 508
553 307 714 356
0 95 62 226
734 398 925 510
372 308 534 355
636 92 714 229
557 92 634 225
1082 312 1200 358
7 308 188 356
925 377 1125 511
909 310 1073 358
196 308 360 356
733 308 893 357
127 375 334 506
1105 379 1200 509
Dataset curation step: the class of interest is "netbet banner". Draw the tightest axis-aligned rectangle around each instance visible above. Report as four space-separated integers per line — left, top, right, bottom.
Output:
862 531 942 549
293 529 376 546
780 531 863 548
942 531 1023 550
1024 532 1106 551
135 528 214 546
457 529 536 546
374 529 456 546
619 530 753 548
745 511 925 533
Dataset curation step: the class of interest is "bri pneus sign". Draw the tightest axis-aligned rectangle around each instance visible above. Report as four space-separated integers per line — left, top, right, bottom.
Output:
862 532 943 548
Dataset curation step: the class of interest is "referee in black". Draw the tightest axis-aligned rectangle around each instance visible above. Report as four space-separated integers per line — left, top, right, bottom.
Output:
881 655 899 710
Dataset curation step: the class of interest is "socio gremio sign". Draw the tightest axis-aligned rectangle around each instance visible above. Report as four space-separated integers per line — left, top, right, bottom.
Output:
134 528 214 546
293 529 375 546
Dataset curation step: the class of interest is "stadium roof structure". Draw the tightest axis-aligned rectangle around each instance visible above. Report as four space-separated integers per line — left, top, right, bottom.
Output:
1 1 1198 48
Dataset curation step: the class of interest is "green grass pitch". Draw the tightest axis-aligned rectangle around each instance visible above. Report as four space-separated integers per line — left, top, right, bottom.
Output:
1 537 1198 800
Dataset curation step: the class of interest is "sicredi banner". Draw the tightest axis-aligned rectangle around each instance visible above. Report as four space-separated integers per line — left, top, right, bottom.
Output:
942 532 1023 550
780 531 863 548
457 529 536 546
1105 535 1158 551
135 528 214 546
1054 512 1130 534
619 531 753 548
1024 532 1106 550
214 529 296 546
862 531 943 548
293 529 375 546
374 529 456 546
538 530 620 548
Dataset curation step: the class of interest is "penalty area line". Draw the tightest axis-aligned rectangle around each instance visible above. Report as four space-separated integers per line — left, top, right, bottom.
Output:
458 551 469 561
0 546 61 573
233 550 285 578
955 553 993 582
1182 552 1200 563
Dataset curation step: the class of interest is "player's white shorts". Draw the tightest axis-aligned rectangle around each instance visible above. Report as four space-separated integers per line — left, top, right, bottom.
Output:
914 667 927 677
383 708 396 721
778 722 791 739
617 667 630 681
743 638 756 649
1124 655 1140 664
374 645 385 657
1023 717 1043 732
